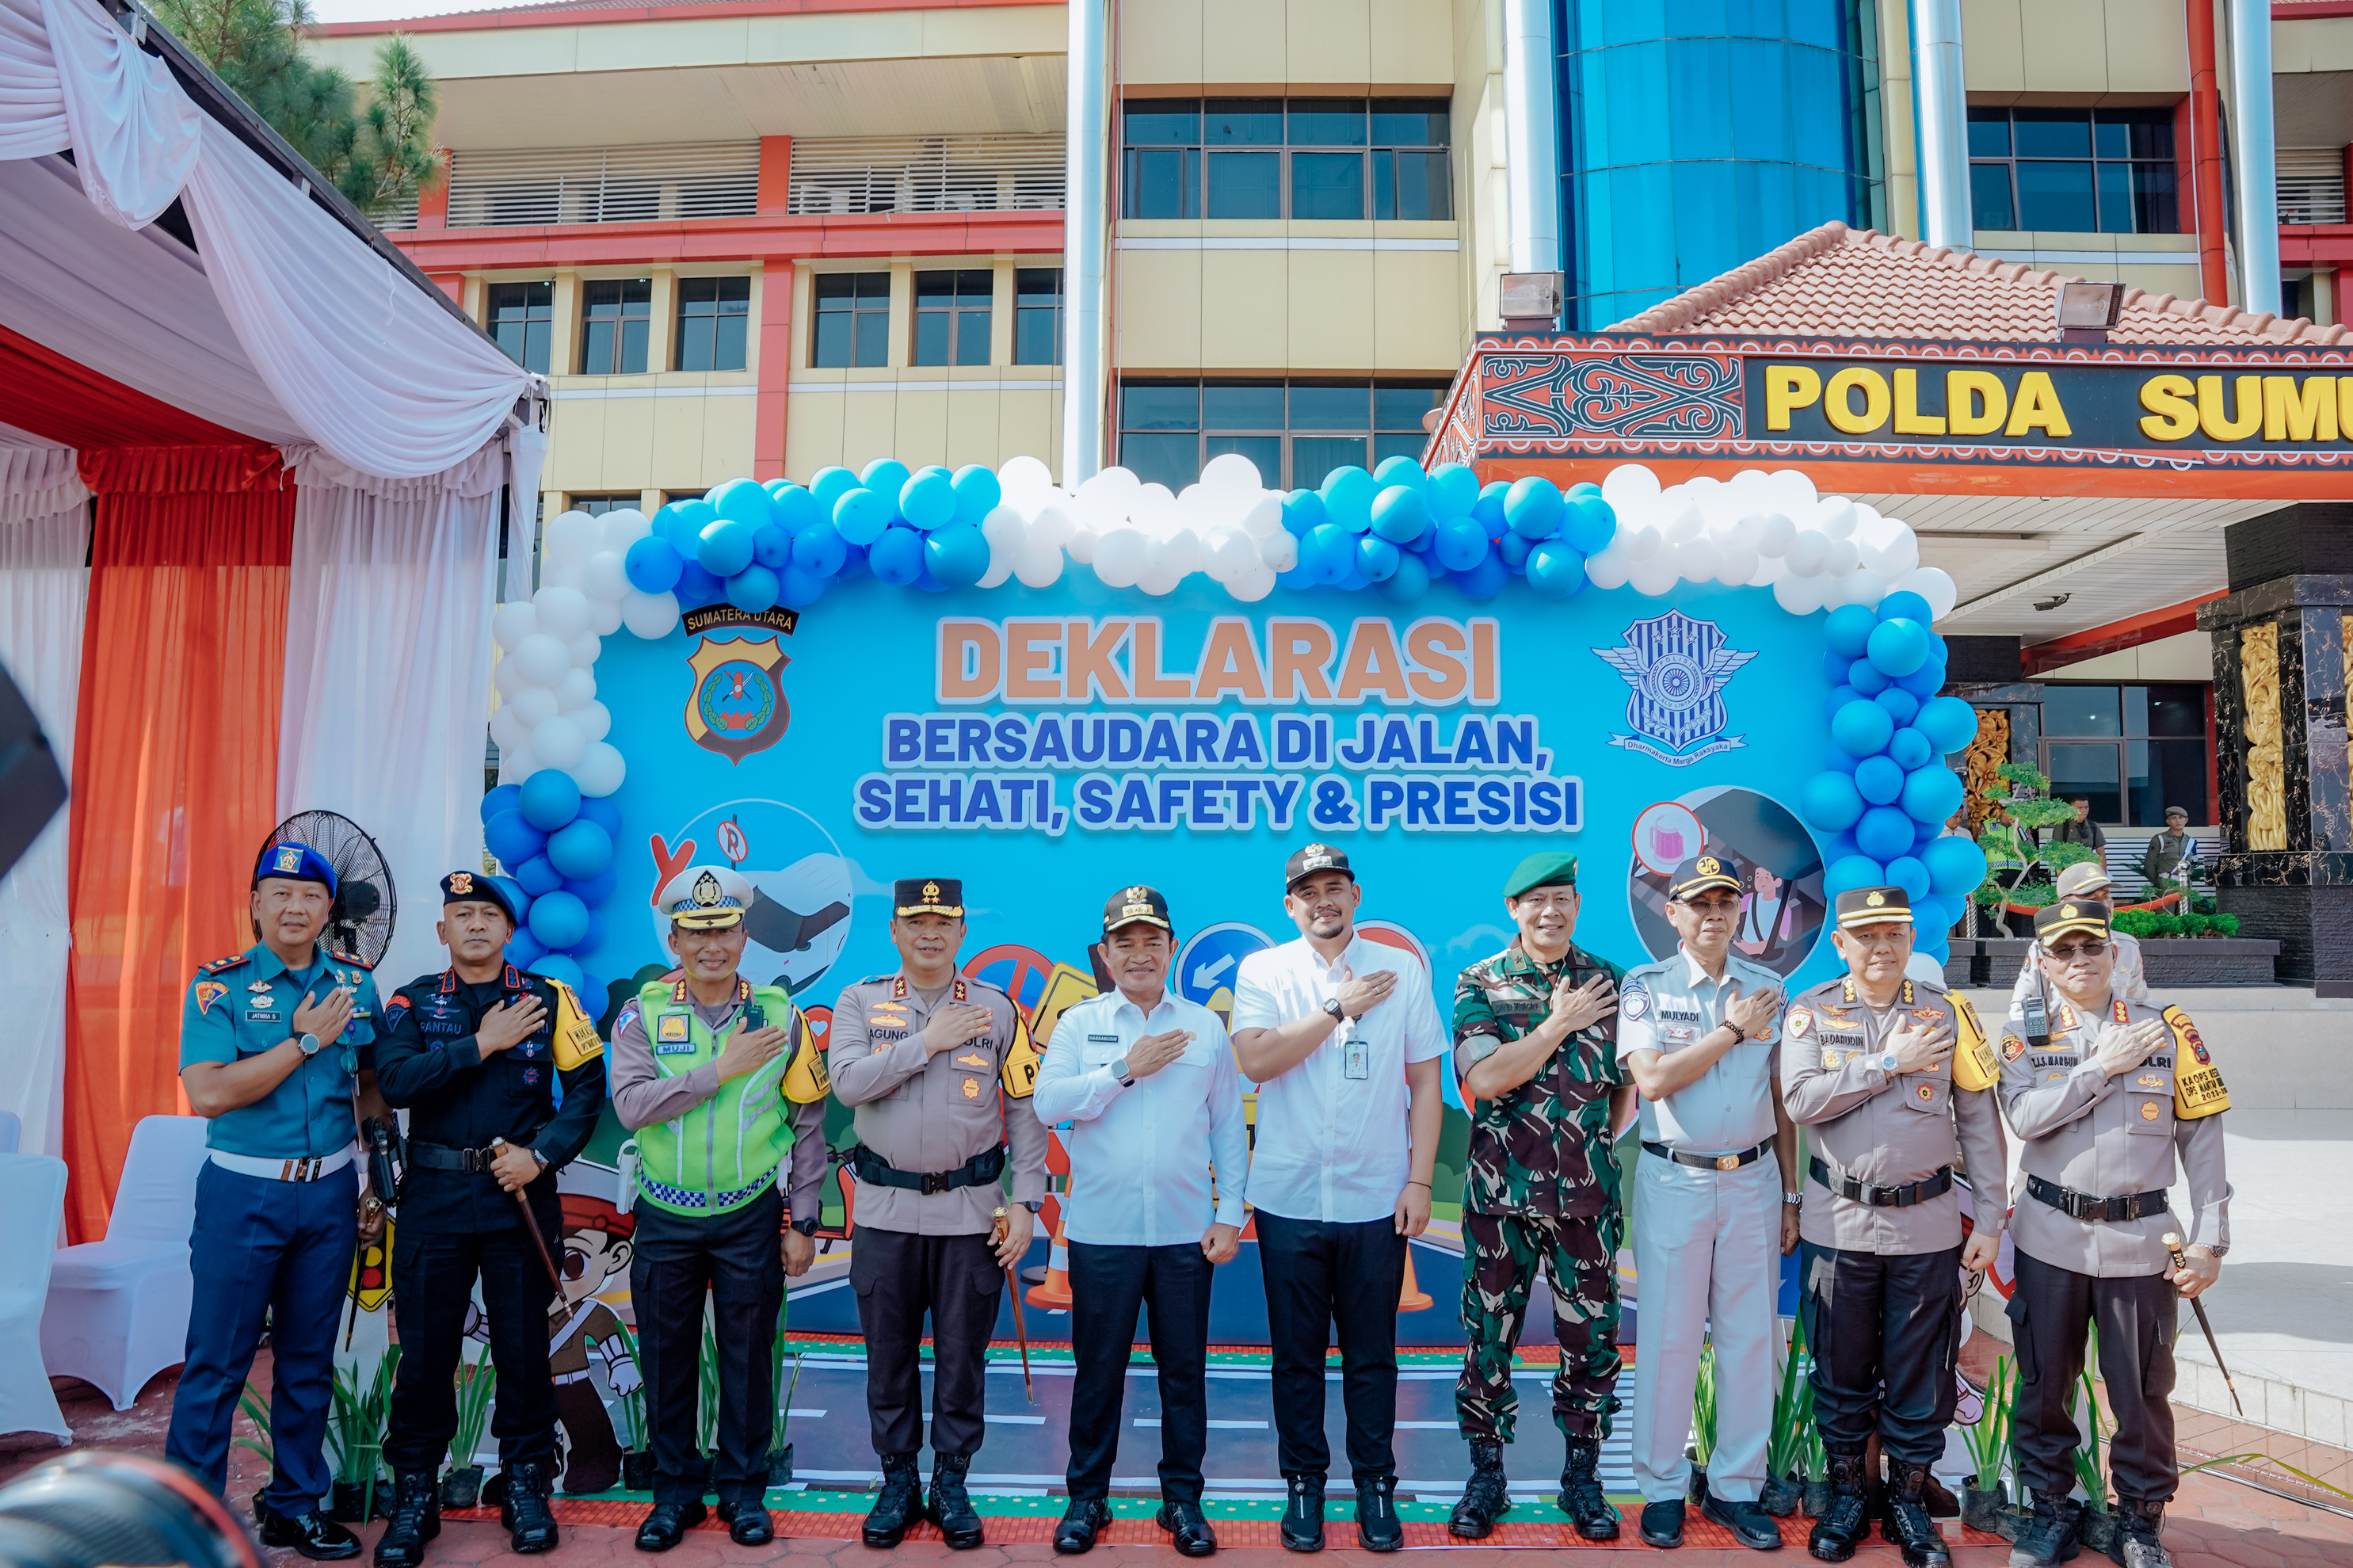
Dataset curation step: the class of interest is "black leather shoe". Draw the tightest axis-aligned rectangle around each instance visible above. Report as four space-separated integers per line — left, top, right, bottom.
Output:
1641 1498 1687 1549
864 1455 922 1549
372 1473 440 1568
500 1463 559 1555
633 1500 707 1552
1703 1491 1785 1551
1157 1500 1217 1557
1280 1474 1325 1552
1054 1497 1112 1554
927 1452 984 1549
1355 1475 1402 1553
716 1501 774 1546
253 1500 362 1561
1449 1439 1509 1539
1560 1436 1621 1541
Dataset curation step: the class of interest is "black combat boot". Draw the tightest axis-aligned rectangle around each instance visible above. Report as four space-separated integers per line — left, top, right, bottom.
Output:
863 1454 922 1549
1808 1450 1871 1563
372 1473 440 1568
1882 1463 1950 1568
1448 1440 1509 1539
1560 1436 1621 1540
1280 1473 1325 1552
927 1452 985 1549
2116 1499 2171 1568
499 1463 559 1555
2008 1487 2084 1568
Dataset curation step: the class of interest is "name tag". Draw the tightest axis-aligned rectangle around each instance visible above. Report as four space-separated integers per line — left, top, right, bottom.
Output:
654 1014 694 1054
246 1009 282 1024
1087 1033 1119 1043
1344 1036 1369 1080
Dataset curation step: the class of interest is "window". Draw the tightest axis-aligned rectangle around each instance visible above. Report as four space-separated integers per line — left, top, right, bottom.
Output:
1014 268 1063 364
1117 378 1447 490
674 276 750 372
1967 107 2177 234
1122 97 1452 221
486 282 552 372
2038 682 2210 827
578 278 650 374
914 269 993 366
568 494 642 516
811 272 890 368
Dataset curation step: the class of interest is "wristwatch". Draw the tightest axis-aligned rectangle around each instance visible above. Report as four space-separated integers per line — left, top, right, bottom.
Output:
1020 1199 1042 1214
1783 1192 1803 1207
1873 1051 1901 1074
296 1032 322 1059
790 1215 822 1236
1110 1057 1135 1087
1322 998 1346 1024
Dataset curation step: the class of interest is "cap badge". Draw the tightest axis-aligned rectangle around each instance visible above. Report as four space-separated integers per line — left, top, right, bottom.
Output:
923 879 940 901
692 870 724 907
448 872 474 895
2061 903 2078 919
273 845 303 874
1697 856 1720 875
1865 890 1885 906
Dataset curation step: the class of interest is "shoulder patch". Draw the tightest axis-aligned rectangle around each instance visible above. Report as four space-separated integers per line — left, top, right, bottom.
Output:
1785 1006 1813 1040
1621 982 1650 1021
2002 1033 2026 1060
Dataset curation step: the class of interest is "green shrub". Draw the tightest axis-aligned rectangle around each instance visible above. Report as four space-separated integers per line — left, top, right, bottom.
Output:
2213 913 2240 937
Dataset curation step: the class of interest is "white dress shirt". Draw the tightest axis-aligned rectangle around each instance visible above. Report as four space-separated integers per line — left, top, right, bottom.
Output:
1032 988 1249 1246
1618 945 1787 1155
1229 931 1449 1225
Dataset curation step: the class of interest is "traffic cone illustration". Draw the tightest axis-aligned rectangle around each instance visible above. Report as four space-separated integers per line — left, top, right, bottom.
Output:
1397 1246 1432 1312
1028 1206 1074 1309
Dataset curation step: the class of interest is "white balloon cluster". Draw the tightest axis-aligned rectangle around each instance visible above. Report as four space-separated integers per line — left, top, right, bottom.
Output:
489 507 645 791
1578 466 1958 620
978 453 1297 604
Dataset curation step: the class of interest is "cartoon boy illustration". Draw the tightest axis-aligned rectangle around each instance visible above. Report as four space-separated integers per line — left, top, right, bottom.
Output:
551 1195 642 1493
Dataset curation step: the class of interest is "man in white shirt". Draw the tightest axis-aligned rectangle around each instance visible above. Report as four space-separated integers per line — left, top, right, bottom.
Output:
1034 885 1246 1558
1230 844 1448 1555
2010 862 2148 1014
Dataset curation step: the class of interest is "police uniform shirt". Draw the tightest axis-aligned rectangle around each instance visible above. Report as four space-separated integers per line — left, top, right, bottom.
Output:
2012 929 2149 1009
181 942 381 1158
1998 992 2232 1277
369 964 608 1232
829 973 1049 1235
1616 946 1785 1154
1782 975 2006 1255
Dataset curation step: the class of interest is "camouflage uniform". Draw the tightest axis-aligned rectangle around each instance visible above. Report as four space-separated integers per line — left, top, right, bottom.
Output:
1451 939 1627 1444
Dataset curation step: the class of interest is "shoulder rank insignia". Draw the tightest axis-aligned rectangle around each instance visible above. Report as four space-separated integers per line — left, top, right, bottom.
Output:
200 953 246 974
1950 995 2000 1092
2164 1004 2228 1120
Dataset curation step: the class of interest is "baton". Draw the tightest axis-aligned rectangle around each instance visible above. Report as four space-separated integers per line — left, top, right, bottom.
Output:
494 1138 565 1295
993 1207 1035 1405
2163 1231 2241 1416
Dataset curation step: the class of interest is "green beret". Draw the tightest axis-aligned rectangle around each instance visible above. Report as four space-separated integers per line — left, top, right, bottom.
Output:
1504 852 1579 899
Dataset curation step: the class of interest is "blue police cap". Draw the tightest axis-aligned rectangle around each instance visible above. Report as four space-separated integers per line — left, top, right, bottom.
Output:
442 869 522 925
255 840 338 897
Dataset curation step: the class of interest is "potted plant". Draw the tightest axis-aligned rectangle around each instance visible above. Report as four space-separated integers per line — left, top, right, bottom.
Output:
442 1345 496 1509
327 1346 402 1522
1761 1316 1812 1517
1959 1355 2013 1535
235 1380 274 1474
1801 1427 1831 1520
1685 1345 1717 1504
767 1344 803 1488
2071 1367 2117 1555
697 1314 721 1496
601 1318 654 1492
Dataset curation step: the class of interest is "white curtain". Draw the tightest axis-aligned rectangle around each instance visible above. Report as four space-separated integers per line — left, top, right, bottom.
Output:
0 458 87 1158
33 0 196 227
277 441 505 990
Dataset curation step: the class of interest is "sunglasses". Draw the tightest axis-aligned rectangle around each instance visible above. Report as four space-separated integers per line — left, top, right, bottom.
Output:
2046 940 2108 960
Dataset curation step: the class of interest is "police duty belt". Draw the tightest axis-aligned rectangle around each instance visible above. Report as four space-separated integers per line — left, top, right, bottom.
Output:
2027 1174 2170 1223
851 1144 1007 1195
408 1140 511 1174
1809 1154 1953 1208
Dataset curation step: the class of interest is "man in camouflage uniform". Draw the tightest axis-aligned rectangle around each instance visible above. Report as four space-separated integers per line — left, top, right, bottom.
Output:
1447 852 1630 1542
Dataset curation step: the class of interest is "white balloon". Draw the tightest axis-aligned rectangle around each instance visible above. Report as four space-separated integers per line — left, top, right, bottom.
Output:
513 633 571 687
1662 502 1705 544
492 600 537 651
533 715 588 769
543 510 601 567
1815 498 1859 540
998 455 1055 505
1774 574 1829 616
489 704 526 752
1135 563 1181 596
1258 529 1299 573
582 551 631 603
1714 540 1758 586
1228 566 1276 603
1843 568 1889 609
1583 547 1632 590
598 508 652 553
1878 527 1920 578
1753 512 1796 557
1600 464 1661 509
510 686 560 728
1148 528 1202 579
555 667 597 709
1896 566 1960 620
1621 525 1663 561
1768 468 1820 515
982 505 1029 554
1093 528 1146 589
493 656 527 699
498 743 539 784
1629 555 1680 597
1239 493 1285 539
540 559 585 592
1014 544 1066 589
1028 505 1077 550
978 551 1015 589
1131 484 1180 536
1676 537 1720 583
1078 466 1142 516
533 585 591 639
1208 526 1258 580
589 597 624 637
573 741 627 798
1785 530 1829 577
572 700 612 743
566 631 602 668
620 589 681 640
1065 521 1101 565
1200 451 1264 492
1823 537 1860 578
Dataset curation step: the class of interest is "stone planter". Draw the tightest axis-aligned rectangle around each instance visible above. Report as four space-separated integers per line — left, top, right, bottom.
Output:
2077 1506 2118 1555
767 1443 794 1487
440 1465 483 1511
328 1478 387 1523
621 1449 655 1492
1960 1482 2006 1534
1802 1478 1833 1519
1760 1475 1802 1516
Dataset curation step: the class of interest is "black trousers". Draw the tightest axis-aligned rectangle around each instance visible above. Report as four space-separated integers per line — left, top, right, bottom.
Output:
2008 1250 2179 1506
1066 1241 1214 1503
627 1185 784 1506
1256 1211 1405 1485
1798 1242 1962 1467
852 1227 1002 1459
384 1220 562 1474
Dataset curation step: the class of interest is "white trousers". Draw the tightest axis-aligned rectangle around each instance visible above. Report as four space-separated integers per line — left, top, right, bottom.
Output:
1630 1150 1779 1504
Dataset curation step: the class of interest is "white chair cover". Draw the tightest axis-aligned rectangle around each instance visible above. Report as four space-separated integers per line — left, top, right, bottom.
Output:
0 1152 70 1438
40 1115 205 1410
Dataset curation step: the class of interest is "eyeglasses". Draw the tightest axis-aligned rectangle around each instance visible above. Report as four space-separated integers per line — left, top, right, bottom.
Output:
2046 940 2108 960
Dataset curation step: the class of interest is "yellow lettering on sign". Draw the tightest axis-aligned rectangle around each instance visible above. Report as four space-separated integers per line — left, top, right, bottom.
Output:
2198 374 2261 441
1947 370 2008 436
1893 368 1947 435
2263 376 2339 442
2138 374 2199 441
1825 367 1891 434
1765 364 1821 430
2004 372 2073 438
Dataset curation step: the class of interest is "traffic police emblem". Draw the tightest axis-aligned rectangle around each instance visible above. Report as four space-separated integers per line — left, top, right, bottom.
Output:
1592 609 1756 766
685 633 791 765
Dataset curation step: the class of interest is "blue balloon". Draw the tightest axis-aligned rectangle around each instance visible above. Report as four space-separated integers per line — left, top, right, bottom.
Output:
1378 551 1430 604
1916 695 1978 754
479 784 521 826
547 818 613 880
697 517 757 578
899 471 957 531
726 563 780 612
519 768 582 830
1876 687 1922 727
1434 518 1489 571
514 853 563 898
1561 494 1616 554
925 523 991 587
1887 727 1932 770
792 519 847 577
833 487 893 546
1883 855 1932 901
1848 658 1891 696
779 566 829 610
576 795 622 837
709 478 774 530
1356 535 1402 582
1499 532 1535 570
1372 455 1426 492
951 464 1002 525
1454 551 1510 600
1369 486 1426 544
1895 661 1946 699
751 524 791 570
1878 590 1935 627
1526 540 1586 598
1855 755 1906 805
624 536 684 594
1473 482 1509 539
673 561 722 607
1319 467 1375 532
1427 463 1479 519
1823 648 1857 685
1825 603 1879 658
662 499 716 555
563 860 619 907
772 484 822 535
527 890 589 951
1824 854 1887 898
1282 490 1326 536
1825 685 1861 719
1902 763 1966 825
1867 617 1932 677
1832 699 1896 758
1920 836 1987 898
1855 805 1916 861
836 542 868 582
1821 830 1863 866
860 458 911 503
1276 563 1318 593
1801 772 1866 832
869 526 925 585
810 466 860 512
1302 523 1354 583
527 952 585 992
1504 476 1564 540
505 928 547 971
483 808 546 868
1822 742 1859 775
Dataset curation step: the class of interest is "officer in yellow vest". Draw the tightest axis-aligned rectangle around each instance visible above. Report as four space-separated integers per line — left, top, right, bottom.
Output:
608 866 833 1552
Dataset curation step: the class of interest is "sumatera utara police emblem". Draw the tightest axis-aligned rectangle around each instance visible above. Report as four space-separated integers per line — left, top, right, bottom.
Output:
1592 609 1756 766
685 634 791 764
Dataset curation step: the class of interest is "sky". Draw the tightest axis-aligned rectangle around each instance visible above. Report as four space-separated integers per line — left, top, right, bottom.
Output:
308 0 498 24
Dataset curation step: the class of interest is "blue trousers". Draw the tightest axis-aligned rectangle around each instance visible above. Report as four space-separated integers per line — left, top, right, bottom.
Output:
164 1162 357 1510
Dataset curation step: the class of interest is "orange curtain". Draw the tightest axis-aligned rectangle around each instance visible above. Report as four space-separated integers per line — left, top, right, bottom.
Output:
62 459 295 1241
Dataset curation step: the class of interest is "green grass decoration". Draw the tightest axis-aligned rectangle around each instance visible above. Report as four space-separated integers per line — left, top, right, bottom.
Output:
1691 1345 1718 1470
1768 1315 1816 1480
696 1311 720 1456
450 1342 497 1473
234 1380 273 1468
772 1343 803 1455
2062 1342 2110 1513
1962 1355 2015 1495
328 1345 402 1520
